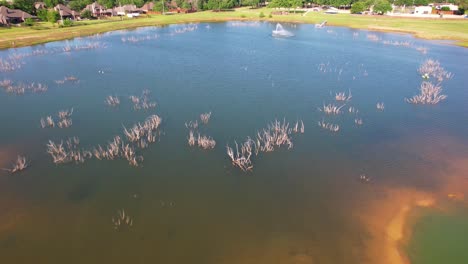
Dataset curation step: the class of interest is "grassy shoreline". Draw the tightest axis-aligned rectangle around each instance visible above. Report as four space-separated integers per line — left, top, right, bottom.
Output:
1 7 467 49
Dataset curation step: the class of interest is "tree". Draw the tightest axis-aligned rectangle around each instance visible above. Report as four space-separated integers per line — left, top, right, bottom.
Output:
81 9 93 19
13 0 36 14
98 0 115 9
44 0 63 8
47 10 60 23
37 9 49 21
351 1 366 13
69 0 94 11
373 0 392 14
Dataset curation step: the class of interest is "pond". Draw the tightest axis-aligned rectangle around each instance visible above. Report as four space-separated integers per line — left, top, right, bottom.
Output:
0 22 467 264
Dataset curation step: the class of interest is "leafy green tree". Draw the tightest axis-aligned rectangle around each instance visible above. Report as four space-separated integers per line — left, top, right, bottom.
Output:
47 10 60 23
413 0 429 6
69 0 94 11
37 9 49 21
13 0 36 14
44 0 63 8
351 1 366 13
243 0 260 7
81 9 93 18
98 0 115 9
373 0 392 14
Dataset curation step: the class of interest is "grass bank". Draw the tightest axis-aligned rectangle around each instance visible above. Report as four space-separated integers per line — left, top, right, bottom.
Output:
1 7 467 49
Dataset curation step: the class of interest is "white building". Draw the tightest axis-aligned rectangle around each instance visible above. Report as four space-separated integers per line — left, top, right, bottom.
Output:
414 6 432 15
429 3 459 11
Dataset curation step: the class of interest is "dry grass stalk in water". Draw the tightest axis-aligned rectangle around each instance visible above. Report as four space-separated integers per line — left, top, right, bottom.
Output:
355 118 363 125
318 120 340 132
2 156 28 174
105 96 120 107
367 34 380 42
335 89 352 101
376 102 385 111
348 106 359 114
197 134 216 149
405 81 447 105
55 76 79 85
200 112 212 125
46 137 88 164
319 103 346 115
418 59 452 83
226 139 254 172
0 81 47 95
112 209 133 230
188 130 196 146
129 89 156 110
185 120 199 130
256 119 294 152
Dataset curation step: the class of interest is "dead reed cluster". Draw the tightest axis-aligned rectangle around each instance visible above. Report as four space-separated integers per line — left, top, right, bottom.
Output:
418 59 453 83
2 156 28 174
0 57 22 72
226 139 255 172
123 115 162 149
200 112 212 125
382 40 411 47
55 76 79 85
226 119 304 171
407 59 451 105
319 103 346 115
63 42 106 53
186 112 216 150
105 95 120 107
366 34 380 42
121 34 159 43
376 102 385 110
112 209 133 230
318 119 340 132
405 81 447 104
228 22 261 27
0 80 48 95
46 137 90 164
47 115 161 166
129 89 156 110
41 108 73 129
335 89 352 101
173 25 198 34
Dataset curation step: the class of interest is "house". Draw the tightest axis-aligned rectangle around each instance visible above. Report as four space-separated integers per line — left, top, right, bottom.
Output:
0 6 33 25
429 3 458 11
414 6 432 15
34 2 47 10
83 2 107 17
54 4 80 20
114 5 140 16
141 2 155 13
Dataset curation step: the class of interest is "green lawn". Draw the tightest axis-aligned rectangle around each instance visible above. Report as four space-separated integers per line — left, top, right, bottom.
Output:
1 7 467 49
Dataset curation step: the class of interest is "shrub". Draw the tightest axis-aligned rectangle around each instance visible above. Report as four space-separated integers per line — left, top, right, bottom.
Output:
37 9 48 21
81 9 92 19
259 12 265 18
351 1 366 14
47 11 60 23
61 18 73 27
240 14 246 18
441 6 450 11
24 18 34 26
268 13 272 18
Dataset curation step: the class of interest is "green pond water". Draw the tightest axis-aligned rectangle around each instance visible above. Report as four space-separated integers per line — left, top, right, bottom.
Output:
408 205 468 264
0 22 467 263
